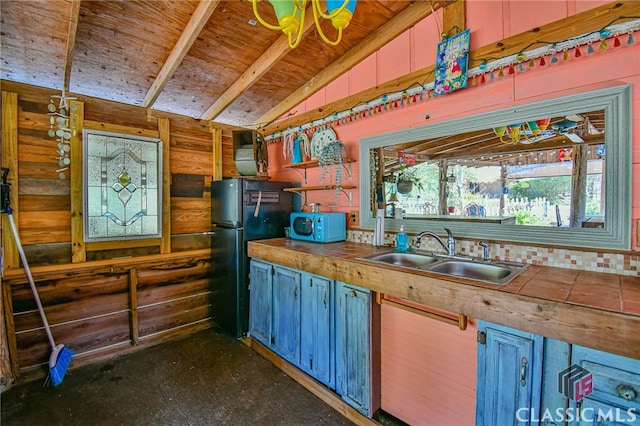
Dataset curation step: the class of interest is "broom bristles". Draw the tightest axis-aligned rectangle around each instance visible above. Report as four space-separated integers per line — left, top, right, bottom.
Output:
49 344 74 387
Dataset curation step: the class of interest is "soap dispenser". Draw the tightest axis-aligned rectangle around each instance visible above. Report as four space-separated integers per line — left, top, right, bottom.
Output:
396 225 408 252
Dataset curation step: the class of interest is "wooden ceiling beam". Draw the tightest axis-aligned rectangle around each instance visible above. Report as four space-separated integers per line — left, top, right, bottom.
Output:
200 4 317 121
427 134 605 161
416 132 495 157
143 0 220 108
442 0 465 37
255 0 454 130
260 0 638 135
63 0 81 91
383 138 604 174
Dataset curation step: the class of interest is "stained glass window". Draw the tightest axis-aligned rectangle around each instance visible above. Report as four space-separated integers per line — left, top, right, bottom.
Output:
83 130 162 242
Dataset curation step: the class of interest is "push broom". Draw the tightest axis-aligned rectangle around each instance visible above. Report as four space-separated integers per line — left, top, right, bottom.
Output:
1 168 73 386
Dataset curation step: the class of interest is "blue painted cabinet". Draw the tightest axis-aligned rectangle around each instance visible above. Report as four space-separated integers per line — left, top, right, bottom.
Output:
250 262 376 417
249 261 301 364
335 281 372 417
248 260 273 347
569 346 640 426
249 261 335 388
300 272 334 387
476 321 544 426
272 265 302 365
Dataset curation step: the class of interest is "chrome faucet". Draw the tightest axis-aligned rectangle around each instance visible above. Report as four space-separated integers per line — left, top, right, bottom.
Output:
413 228 455 256
479 241 490 261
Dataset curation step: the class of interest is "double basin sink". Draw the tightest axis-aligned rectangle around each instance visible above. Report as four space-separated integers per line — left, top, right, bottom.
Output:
361 250 527 285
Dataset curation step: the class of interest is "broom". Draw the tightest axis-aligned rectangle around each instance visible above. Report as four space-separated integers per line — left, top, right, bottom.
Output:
1 169 73 386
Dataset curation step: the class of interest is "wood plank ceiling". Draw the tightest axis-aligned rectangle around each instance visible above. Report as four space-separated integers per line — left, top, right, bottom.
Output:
0 0 449 129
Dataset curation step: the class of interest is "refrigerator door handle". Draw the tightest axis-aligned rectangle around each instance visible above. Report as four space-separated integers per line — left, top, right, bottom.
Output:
253 190 262 217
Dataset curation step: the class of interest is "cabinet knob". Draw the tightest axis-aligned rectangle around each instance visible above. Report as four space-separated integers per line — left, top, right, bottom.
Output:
348 290 357 298
617 384 637 401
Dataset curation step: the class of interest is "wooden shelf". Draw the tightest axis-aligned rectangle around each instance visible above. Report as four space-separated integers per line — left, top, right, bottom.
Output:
283 158 355 169
282 158 357 206
284 185 356 207
283 158 356 184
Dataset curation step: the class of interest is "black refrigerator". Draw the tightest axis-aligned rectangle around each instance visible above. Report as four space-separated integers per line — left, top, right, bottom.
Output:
210 178 292 338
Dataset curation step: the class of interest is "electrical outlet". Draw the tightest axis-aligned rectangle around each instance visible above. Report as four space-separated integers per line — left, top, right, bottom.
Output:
348 211 359 228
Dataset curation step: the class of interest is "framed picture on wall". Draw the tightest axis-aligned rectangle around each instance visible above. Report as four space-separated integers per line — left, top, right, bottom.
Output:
433 28 471 96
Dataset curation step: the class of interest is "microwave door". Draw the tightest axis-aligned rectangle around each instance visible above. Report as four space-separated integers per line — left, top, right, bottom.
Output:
309 217 316 241
311 219 315 240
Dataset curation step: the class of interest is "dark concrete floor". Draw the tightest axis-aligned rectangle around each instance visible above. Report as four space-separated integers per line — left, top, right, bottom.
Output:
1 329 354 426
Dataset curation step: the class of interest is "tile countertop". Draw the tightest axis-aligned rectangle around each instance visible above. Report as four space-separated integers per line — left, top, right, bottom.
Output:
247 239 640 360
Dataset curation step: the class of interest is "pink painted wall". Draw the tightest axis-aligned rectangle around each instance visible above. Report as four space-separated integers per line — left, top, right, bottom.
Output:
268 0 639 249
265 3 637 424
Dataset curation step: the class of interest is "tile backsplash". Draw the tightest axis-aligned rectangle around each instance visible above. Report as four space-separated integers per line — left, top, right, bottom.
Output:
347 230 639 276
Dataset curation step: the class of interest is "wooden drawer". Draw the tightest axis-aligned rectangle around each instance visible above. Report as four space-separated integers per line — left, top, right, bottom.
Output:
581 361 640 412
571 345 640 425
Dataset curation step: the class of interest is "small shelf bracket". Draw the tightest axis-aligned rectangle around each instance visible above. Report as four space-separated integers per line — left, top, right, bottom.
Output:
292 188 352 208
290 190 307 209
284 185 356 209
343 188 353 206
342 162 352 180
289 168 308 184
283 158 354 185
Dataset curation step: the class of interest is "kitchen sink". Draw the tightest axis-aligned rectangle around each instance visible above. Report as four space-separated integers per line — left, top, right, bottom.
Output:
361 250 527 285
364 252 440 268
428 260 514 284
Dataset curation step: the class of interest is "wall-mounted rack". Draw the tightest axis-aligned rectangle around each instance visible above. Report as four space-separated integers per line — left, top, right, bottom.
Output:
283 158 355 184
283 185 356 207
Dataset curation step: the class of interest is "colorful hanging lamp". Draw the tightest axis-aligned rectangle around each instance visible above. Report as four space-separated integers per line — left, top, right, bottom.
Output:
535 118 551 131
527 121 541 136
493 126 507 140
508 123 522 143
251 0 357 49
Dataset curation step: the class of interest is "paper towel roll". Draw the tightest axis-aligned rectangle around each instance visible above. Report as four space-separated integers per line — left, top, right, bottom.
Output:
373 209 385 246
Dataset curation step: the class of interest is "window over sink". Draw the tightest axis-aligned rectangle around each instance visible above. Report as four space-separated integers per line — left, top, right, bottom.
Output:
359 85 632 250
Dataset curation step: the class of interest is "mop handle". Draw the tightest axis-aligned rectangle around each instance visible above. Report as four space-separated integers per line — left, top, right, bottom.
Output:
6 210 57 350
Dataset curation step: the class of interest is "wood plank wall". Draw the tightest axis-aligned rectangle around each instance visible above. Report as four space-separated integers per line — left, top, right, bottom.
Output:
3 251 212 382
1 80 242 386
